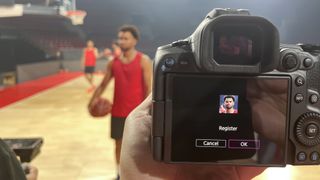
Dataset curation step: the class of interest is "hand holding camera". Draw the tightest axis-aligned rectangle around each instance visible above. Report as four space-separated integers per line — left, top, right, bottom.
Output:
152 8 320 166
120 94 266 179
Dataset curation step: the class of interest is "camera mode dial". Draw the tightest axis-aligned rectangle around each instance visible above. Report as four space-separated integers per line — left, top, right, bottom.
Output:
296 112 320 146
282 53 298 70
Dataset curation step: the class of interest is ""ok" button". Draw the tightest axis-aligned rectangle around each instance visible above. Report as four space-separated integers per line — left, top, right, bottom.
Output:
228 139 260 149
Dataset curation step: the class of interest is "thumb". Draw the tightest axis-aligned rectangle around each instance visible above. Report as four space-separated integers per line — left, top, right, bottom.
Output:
134 93 152 113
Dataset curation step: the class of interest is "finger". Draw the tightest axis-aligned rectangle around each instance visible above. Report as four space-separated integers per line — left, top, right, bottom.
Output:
88 99 96 110
258 79 287 94
101 99 107 107
251 99 285 145
91 97 99 105
26 165 38 180
236 166 266 180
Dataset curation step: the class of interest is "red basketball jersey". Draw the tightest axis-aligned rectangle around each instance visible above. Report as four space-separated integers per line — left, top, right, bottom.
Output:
84 48 96 66
111 52 145 117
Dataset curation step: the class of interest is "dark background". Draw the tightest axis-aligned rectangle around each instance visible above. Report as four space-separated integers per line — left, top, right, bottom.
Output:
77 0 320 56
1 0 320 75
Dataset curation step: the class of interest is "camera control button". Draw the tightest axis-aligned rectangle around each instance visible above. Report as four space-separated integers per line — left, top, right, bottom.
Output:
297 151 307 161
303 58 313 68
296 112 320 146
164 58 176 68
195 139 226 148
228 140 260 149
295 94 304 103
306 123 319 138
283 54 298 70
310 94 319 104
295 76 305 86
310 151 319 161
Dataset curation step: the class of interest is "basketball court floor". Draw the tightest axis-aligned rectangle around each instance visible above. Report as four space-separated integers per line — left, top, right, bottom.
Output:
0 73 319 180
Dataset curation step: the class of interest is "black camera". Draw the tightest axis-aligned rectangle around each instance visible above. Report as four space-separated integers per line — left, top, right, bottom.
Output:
152 8 320 166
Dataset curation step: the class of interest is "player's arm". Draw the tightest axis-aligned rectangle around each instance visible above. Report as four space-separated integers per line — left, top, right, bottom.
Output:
95 48 99 57
81 48 86 68
95 48 103 59
89 60 114 106
141 54 153 97
96 48 110 59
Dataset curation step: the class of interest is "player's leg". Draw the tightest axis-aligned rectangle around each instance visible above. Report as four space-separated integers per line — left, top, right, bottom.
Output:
115 139 122 165
111 117 126 179
84 67 95 92
87 73 93 85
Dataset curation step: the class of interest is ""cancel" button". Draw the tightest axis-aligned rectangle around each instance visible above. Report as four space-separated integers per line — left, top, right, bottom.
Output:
195 139 227 148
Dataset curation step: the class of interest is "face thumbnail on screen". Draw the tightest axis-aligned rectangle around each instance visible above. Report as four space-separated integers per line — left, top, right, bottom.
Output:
219 95 238 114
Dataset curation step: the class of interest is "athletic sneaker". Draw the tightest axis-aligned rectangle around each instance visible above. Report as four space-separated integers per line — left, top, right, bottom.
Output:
86 85 96 93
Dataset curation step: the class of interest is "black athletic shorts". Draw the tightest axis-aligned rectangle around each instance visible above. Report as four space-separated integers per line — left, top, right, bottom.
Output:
111 116 126 139
84 66 95 73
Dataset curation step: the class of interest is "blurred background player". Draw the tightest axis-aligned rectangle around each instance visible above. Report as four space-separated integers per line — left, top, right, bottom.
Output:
81 40 99 92
111 40 122 59
103 48 113 61
88 25 152 179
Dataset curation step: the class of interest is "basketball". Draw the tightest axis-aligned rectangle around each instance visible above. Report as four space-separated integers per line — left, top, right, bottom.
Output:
89 98 112 117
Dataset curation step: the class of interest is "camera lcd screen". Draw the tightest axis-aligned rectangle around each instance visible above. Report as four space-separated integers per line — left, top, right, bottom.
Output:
167 74 289 165
213 25 262 65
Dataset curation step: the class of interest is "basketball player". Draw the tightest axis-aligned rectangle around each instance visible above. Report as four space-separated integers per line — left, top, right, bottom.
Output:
88 25 152 178
81 40 99 92
111 40 122 58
